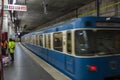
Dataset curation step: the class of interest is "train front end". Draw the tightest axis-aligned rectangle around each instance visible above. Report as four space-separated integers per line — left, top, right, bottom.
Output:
74 29 120 80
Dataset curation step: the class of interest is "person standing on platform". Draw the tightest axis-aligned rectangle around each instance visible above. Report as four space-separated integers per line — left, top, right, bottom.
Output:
1 40 7 56
3 40 7 55
8 38 15 62
1 40 5 56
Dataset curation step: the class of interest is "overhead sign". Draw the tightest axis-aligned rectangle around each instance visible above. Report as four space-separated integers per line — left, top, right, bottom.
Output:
0 4 27 11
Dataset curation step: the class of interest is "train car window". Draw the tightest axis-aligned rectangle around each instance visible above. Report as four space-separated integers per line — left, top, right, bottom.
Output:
32 36 34 44
26 37 28 43
34 35 36 45
35 35 37 45
35 36 37 45
67 31 72 54
29 37 31 43
25 37 27 42
75 30 120 56
29 36 31 44
75 30 88 56
28 36 30 44
29 37 30 43
24 37 26 43
31 36 33 44
30 36 33 44
32 36 33 44
115 34 120 49
48 34 51 49
44 34 47 48
33 36 35 45
39 35 43 47
92 30 120 55
53 32 63 52
36 35 39 45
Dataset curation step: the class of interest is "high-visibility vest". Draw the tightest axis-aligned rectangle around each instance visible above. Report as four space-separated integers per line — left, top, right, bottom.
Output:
8 41 15 53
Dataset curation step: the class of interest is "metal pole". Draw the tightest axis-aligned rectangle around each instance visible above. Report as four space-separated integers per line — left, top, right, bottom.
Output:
96 0 100 17
0 0 4 79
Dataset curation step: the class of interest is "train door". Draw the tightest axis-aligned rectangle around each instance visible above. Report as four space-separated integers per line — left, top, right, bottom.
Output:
36 35 39 45
43 34 48 60
65 30 75 74
46 34 51 62
38 34 43 57
39 35 43 47
43 34 51 60
46 34 51 49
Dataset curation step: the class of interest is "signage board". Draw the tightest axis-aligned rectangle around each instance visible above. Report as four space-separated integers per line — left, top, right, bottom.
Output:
0 4 27 11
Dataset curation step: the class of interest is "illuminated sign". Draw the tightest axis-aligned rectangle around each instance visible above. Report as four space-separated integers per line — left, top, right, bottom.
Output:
0 4 27 11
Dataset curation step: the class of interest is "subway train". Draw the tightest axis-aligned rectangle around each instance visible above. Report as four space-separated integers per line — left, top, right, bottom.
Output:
21 16 120 80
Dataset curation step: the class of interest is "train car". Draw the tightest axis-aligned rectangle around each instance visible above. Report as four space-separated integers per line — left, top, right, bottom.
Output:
21 16 120 80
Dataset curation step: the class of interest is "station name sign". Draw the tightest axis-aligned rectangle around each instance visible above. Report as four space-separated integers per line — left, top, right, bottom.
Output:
0 4 27 11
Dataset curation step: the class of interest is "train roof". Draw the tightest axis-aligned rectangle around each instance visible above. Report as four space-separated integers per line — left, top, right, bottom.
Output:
23 16 120 37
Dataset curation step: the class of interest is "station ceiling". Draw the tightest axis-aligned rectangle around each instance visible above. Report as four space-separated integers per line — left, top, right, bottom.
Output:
16 0 95 32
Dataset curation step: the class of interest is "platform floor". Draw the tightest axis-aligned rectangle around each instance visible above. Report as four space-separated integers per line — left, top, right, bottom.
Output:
4 43 71 80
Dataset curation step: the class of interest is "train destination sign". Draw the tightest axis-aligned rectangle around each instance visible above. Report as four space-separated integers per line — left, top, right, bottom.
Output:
0 4 27 11
96 22 120 27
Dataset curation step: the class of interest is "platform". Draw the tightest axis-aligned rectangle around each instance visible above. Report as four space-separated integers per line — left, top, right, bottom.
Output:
4 43 71 80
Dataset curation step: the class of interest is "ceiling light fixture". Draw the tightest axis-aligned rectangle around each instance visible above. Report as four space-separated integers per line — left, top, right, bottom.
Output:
42 0 48 15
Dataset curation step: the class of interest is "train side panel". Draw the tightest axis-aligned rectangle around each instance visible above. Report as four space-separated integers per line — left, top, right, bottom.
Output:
22 43 67 73
23 43 120 80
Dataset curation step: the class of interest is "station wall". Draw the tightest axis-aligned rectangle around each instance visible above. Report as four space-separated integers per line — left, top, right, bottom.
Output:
35 0 120 30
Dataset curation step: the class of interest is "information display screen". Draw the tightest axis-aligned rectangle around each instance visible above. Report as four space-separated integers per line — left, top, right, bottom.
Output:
96 22 120 27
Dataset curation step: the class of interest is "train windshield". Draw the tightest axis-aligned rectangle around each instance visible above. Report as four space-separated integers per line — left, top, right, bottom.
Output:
75 29 120 56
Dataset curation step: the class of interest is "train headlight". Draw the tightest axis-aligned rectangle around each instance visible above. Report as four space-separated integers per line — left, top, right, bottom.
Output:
87 65 97 71
106 17 111 21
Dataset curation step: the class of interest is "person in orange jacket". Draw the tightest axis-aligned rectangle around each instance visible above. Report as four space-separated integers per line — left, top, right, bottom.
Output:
1 40 7 56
